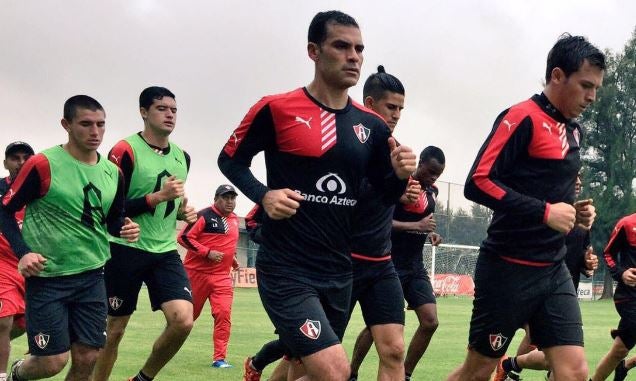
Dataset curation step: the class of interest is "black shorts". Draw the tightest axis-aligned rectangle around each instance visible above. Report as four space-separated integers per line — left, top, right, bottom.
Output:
105 243 192 316
349 259 405 327
397 267 436 309
25 268 107 356
612 301 636 350
468 253 583 358
256 262 352 358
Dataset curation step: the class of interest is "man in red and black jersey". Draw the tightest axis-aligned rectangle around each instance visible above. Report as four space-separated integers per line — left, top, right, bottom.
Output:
493 175 599 381
178 184 240 369
447 35 605 381
219 11 416 381
0 142 33 381
390 146 445 381
588 213 636 381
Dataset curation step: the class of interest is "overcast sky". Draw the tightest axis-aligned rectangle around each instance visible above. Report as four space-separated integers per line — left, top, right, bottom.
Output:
1 0 634 215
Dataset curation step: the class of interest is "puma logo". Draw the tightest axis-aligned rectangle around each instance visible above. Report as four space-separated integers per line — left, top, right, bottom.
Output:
542 122 552 135
502 120 516 131
295 116 312 129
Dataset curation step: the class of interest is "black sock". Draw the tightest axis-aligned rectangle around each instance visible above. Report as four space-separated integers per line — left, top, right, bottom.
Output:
252 339 286 371
503 356 522 373
134 371 154 381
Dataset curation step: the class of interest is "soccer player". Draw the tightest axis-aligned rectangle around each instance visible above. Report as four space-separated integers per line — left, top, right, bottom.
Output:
356 146 445 381
346 65 410 381
92 86 197 381
219 10 416 381
177 184 240 368
0 142 33 381
493 175 599 381
0 95 139 381
588 213 636 381
446 34 604 381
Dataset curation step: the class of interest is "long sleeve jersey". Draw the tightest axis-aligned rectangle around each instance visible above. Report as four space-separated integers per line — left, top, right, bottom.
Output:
218 87 406 277
391 185 438 271
0 177 24 268
178 205 239 275
604 213 636 302
464 93 581 265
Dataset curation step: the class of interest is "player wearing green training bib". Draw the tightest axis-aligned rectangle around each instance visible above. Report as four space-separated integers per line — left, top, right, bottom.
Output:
0 95 139 381
93 87 198 381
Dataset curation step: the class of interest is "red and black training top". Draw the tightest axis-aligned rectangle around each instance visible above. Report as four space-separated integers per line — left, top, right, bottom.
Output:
178 205 239 275
0 177 24 266
464 93 581 265
218 87 406 277
604 213 636 302
391 185 438 272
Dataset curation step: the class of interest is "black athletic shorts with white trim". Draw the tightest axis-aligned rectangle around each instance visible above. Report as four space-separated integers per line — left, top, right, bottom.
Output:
105 243 192 316
397 266 436 309
468 252 583 358
25 268 107 356
256 251 352 359
611 300 636 350
349 258 405 327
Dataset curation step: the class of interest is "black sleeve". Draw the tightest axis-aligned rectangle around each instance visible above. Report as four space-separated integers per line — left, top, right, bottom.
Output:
106 170 127 237
464 113 546 221
0 161 46 257
108 146 153 218
604 224 628 282
184 151 191 172
218 102 276 204
366 124 408 205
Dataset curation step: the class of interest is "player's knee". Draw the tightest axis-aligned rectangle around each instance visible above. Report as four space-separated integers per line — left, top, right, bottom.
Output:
420 317 439 333
610 344 630 360
376 339 405 366
106 324 127 344
0 317 12 332
41 354 70 376
168 311 194 333
327 357 350 381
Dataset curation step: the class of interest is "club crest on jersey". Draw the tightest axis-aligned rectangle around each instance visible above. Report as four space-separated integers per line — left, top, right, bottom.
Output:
34 332 50 349
299 319 321 340
489 333 508 351
109 296 123 311
353 123 370 144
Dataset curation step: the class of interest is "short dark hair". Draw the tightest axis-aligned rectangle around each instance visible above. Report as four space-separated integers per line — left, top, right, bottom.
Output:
308 10 359 45
63 95 104 121
139 86 176 110
545 34 606 82
419 146 445 165
363 65 405 101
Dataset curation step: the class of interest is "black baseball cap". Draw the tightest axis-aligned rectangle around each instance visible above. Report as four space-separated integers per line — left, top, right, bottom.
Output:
5 141 35 158
215 184 238 197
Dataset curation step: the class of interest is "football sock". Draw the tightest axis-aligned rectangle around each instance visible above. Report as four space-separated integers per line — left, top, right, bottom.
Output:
503 356 522 373
133 371 154 381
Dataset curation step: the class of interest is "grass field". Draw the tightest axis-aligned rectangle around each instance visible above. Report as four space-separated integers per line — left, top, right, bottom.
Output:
10 288 623 380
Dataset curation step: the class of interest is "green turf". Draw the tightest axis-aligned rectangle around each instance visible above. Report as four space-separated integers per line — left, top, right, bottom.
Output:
9 289 623 380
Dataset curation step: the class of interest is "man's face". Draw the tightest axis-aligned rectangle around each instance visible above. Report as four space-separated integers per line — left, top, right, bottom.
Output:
62 108 106 153
555 59 604 119
574 175 582 198
4 150 32 179
311 23 364 90
141 96 177 136
414 158 445 188
366 91 405 132
214 193 237 216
